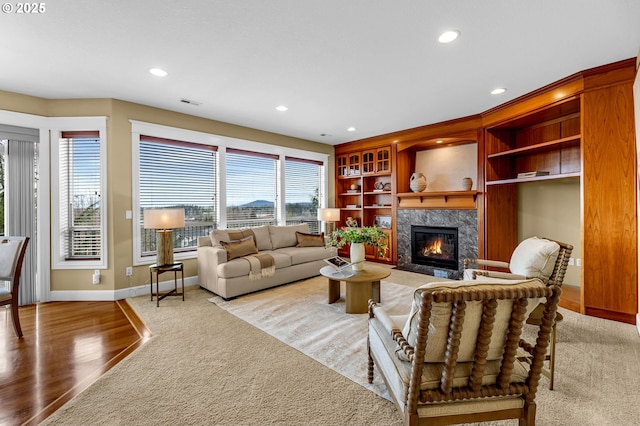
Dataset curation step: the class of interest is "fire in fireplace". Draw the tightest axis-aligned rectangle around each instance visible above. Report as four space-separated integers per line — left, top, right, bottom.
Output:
411 225 459 269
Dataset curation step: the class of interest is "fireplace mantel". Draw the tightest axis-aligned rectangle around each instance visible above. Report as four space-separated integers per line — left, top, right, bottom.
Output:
397 190 478 209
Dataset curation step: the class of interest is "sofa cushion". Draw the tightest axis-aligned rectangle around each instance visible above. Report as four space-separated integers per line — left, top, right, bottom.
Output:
251 225 273 251
268 223 310 249
509 236 560 279
400 278 544 363
217 250 293 279
275 246 330 265
296 231 325 247
220 236 258 260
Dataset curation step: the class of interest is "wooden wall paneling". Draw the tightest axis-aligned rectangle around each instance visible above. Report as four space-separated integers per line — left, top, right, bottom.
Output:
582 82 638 323
395 148 414 194
516 151 560 175
485 184 518 262
560 146 581 174
476 127 486 260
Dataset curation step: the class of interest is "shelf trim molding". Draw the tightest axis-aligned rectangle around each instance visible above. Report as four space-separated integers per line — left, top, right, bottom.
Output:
397 190 478 210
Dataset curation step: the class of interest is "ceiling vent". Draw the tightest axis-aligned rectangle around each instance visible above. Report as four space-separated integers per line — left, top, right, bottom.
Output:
179 98 201 106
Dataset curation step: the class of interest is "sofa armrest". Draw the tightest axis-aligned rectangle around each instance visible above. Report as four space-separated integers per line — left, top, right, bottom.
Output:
197 246 228 293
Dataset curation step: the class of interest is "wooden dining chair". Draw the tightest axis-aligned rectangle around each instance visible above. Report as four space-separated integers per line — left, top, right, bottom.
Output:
0 236 30 338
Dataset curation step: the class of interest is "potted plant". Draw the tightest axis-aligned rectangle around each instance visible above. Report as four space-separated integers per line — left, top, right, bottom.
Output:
329 226 389 270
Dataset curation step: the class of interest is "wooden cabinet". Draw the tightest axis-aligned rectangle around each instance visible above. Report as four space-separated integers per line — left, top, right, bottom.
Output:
483 59 638 324
362 147 391 175
335 145 395 264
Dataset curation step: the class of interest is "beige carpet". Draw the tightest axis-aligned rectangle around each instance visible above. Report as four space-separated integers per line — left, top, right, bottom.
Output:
208 275 436 401
43 267 640 426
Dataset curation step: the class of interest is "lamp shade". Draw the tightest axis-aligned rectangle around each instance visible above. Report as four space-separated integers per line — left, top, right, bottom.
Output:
317 208 340 222
143 208 185 229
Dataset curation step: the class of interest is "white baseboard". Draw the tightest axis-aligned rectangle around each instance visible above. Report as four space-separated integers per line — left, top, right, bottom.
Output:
49 276 200 302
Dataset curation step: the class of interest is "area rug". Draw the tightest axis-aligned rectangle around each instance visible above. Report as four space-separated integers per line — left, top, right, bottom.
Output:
208 275 429 400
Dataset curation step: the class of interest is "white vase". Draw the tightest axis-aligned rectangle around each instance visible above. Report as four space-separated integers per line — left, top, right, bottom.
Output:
350 242 365 271
410 172 427 192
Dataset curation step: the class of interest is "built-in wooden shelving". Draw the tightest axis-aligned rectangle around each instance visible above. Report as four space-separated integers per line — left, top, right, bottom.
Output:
487 135 581 159
486 172 581 186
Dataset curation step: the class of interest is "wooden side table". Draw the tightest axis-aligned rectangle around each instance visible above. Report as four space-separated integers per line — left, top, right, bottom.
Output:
149 262 184 307
320 265 391 314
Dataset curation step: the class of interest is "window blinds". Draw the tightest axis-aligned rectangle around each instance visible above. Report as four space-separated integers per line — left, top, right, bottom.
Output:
284 157 322 233
139 136 217 255
226 149 277 228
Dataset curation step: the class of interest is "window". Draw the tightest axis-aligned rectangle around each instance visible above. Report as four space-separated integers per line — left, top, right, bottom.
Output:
138 136 217 259
285 157 323 233
131 120 330 264
59 132 101 259
226 149 278 229
51 117 107 269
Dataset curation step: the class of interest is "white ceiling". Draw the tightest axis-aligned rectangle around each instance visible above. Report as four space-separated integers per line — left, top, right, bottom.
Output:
1 1 639 145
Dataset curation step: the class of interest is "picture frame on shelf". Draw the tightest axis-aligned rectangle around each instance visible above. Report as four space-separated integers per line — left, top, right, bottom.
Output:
375 215 392 229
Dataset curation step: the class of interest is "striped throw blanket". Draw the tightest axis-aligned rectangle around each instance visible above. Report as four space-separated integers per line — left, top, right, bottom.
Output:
245 253 276 281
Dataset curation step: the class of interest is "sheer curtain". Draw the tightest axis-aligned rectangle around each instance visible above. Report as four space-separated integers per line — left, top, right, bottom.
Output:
5 138 37 305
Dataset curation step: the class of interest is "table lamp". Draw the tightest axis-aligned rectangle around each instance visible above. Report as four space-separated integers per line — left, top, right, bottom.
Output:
317 208 340 235
143 208 185 266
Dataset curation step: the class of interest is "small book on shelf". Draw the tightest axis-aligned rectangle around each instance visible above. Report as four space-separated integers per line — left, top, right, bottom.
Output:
517 171 550 178
345 204 358 208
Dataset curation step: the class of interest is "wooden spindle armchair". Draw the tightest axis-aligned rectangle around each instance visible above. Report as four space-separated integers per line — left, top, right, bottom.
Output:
463 237 573 389
368 278 560 426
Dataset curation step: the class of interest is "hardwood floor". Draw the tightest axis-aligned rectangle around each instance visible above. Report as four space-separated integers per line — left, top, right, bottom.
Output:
0 300 151 426
559 285 581 312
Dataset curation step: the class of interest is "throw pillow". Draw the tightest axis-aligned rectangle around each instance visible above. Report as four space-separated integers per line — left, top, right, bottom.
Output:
220 236 258 260
295 231 325 247
509 237 560 279
211 229 258 250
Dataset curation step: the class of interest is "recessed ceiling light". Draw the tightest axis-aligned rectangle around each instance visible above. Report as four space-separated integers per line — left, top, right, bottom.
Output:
491 88 507 95
149 67 168 77
347 127 356 132
438 30 460 43
275 105 288 112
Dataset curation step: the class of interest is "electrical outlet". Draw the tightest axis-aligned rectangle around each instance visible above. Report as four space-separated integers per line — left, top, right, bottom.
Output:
576 258 582 267
568 257 575 266
125 267 133 276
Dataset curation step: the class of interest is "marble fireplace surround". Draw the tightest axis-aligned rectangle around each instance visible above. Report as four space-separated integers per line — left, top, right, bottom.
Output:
396 209 478 280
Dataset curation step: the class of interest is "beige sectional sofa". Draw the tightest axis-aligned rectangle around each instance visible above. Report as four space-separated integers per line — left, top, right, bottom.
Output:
197 223 336 299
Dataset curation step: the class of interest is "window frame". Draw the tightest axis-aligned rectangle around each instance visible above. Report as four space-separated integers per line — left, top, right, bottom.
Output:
130 120 330 266
50 117 108 269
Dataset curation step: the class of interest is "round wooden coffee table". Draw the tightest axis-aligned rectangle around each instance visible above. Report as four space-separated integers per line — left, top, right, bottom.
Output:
320 265 391 314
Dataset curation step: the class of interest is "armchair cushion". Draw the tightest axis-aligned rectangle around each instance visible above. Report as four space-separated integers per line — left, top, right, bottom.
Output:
400 278 544 363
509 236 560 278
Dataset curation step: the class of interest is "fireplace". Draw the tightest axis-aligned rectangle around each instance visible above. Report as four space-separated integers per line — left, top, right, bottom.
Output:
411 225 459 269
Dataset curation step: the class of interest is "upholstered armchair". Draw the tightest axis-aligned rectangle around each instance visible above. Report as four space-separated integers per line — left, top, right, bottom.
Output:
368 278 561 426
0 236 30 338
463 237 573 390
